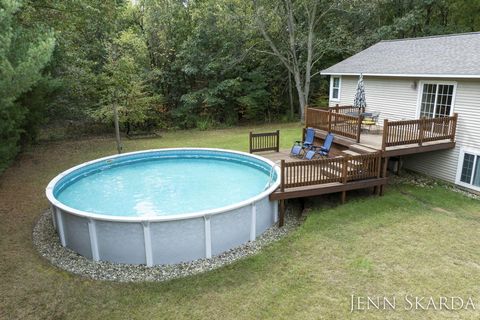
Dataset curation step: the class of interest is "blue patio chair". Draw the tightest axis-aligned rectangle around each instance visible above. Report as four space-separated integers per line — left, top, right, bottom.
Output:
304 133 334 160
291 127 315 157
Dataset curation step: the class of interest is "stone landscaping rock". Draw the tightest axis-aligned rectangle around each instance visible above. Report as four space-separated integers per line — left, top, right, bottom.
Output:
33 208 300 282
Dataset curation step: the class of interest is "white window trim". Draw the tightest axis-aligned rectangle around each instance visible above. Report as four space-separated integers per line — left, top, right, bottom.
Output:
415 80 457 119
455 146 480 192
329 76 341 102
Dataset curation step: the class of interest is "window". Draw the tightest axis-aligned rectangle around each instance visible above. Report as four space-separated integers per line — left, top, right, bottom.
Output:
456 149 480 191
418 82 455 118
330 76 341 101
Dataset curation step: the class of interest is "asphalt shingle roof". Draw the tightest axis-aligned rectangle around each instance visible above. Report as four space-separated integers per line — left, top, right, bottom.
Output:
321 32 480 77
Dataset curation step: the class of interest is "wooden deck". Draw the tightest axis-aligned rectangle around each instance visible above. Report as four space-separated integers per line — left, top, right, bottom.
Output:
255 149 388 226
249 110 458 226
306 107 457 157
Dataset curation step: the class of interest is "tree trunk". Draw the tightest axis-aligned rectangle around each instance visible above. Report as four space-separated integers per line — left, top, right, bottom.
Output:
292 68 306 122
288 69 294 119
113 91 122 154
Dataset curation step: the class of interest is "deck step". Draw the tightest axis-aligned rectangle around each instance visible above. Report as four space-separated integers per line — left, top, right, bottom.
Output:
342 150 362 156
349 144 378 154
357 143 379 151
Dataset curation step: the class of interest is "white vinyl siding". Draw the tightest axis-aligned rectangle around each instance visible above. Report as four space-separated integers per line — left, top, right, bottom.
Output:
328 76 418 124
404 79 480 185
327 75 480 190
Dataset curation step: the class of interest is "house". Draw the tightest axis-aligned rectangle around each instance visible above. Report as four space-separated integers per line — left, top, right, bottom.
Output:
320 32 480 193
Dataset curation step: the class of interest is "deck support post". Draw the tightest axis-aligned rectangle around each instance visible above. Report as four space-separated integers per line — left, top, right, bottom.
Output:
374 153 382 196
278 159 286 227
380 157 389 196
299 198 305 217
279 200 285 227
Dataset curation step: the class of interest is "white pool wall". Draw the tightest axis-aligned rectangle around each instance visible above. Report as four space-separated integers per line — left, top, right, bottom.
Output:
46 148 280 266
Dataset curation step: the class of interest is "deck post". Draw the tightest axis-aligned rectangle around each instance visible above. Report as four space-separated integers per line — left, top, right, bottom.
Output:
374 153 382 196
381 119 388 151
356 115 363 143
328 109 332 132
380 157 389 196
451 113 458 142
419 117 425 146
341 156 348 204
278 160 286 227
335 104 339 113
299 198 305 218
249 131 253 153
276 130 280 152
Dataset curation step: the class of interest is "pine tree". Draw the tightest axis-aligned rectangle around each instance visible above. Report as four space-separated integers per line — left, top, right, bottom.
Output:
0 0 55 171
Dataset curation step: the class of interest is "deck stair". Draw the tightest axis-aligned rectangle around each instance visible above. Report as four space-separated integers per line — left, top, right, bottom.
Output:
342 150 361 156
348 143 378 154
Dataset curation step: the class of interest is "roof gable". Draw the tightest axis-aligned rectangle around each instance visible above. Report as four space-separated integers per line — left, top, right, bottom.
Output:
321 32 480 78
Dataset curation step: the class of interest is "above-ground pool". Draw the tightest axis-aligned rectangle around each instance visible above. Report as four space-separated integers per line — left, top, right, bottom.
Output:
46 148 280 266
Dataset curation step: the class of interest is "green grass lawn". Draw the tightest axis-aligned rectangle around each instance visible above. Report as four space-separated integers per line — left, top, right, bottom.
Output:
1 122 480 319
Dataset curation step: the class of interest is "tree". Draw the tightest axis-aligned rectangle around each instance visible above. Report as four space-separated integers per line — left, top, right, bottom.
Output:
253 0 338 121
0 0 54 171
94 28 165 135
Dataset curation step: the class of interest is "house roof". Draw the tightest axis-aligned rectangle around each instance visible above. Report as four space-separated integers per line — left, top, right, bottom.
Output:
321 32 480 78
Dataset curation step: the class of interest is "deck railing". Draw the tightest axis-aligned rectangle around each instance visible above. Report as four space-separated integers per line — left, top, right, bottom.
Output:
382 114 458 150
249 130 280 153
280 153 381 191
330 104 360 115
306 107 362 142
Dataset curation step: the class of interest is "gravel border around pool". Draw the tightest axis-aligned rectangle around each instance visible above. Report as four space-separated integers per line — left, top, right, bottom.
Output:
33 208 301 282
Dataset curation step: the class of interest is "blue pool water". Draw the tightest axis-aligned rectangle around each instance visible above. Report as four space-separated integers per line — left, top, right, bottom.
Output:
54 151 273 217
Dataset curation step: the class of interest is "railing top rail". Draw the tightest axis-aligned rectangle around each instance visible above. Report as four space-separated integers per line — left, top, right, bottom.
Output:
386 115 456 126
283 152 380 167
283 156 342 167
306 108 359 119
250 131 279 136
